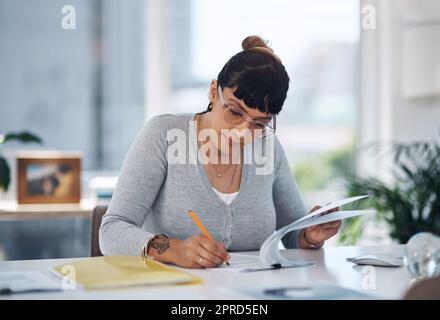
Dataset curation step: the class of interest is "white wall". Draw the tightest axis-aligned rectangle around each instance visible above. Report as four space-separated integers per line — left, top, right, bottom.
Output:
358 0 440 179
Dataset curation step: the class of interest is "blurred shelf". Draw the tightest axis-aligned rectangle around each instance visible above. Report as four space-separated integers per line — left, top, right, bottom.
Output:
0 199 98 221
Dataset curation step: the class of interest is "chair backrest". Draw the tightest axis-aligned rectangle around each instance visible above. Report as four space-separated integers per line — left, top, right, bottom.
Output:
90 205 108 257
403 276 440 300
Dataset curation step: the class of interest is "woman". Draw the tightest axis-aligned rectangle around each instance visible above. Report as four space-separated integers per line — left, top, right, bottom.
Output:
99 36 341 269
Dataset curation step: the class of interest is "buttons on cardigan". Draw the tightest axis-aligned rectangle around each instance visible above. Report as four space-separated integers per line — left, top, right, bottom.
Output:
223 206 233 248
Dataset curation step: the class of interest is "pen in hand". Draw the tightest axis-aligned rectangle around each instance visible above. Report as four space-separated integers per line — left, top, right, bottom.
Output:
187 210 230 266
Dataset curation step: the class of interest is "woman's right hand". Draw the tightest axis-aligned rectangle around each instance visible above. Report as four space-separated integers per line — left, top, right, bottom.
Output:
150 234 230 269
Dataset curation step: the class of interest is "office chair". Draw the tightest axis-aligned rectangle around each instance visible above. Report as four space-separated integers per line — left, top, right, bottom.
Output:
403 275 440 299
90 205 108 257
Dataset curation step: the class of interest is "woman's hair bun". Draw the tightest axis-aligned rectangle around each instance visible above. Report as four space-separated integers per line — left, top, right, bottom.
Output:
242 35 272 52
241 35 281 63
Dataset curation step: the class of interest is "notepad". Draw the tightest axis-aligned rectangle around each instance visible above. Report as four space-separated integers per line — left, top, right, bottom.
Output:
51 256 202 289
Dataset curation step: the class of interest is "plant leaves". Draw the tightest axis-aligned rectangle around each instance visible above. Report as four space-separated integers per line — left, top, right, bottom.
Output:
0 156 11 192
344 138 440 243
1 132 42 145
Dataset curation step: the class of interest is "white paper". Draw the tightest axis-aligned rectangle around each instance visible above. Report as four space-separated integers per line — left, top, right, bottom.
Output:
207 253 312 273
259 196 375 267
293 195 369 225
0 271 61 294
232 283 375 299
208 253 265 273
211 196 375 271
291 210 375 231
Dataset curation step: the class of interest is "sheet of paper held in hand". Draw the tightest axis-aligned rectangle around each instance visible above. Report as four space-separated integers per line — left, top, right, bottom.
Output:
209 195 375 272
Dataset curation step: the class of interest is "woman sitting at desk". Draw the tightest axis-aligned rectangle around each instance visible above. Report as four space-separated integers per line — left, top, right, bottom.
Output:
99 36 341 268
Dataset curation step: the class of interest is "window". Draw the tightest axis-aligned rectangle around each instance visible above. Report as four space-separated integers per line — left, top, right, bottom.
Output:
167 0 360 204
0 0 146 173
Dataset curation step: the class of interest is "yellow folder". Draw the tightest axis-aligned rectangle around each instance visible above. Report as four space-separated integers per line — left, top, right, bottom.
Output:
51 256 202 289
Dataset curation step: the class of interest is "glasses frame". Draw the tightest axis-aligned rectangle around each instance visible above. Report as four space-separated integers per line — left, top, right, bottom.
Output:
217 85 276 137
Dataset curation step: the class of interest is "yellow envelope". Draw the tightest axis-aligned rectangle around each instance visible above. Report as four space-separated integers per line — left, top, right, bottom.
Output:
51 256 202 289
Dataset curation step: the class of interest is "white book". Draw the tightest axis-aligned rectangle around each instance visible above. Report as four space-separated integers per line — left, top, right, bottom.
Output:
210 195 375 272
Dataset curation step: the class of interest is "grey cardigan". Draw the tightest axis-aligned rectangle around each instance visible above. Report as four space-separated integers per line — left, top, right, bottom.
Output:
99 113 308 255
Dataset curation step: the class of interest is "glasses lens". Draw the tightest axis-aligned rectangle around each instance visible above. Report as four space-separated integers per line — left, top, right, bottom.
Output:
224 106 275 137
224 106 245 125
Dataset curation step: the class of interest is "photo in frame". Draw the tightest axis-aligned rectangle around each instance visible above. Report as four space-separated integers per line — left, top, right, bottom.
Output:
16 152 81 204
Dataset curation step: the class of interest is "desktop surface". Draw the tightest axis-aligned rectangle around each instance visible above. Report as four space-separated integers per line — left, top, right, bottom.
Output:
0 245 411 300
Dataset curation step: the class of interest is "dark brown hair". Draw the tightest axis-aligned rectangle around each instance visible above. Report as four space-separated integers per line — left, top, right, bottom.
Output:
203 35 290 115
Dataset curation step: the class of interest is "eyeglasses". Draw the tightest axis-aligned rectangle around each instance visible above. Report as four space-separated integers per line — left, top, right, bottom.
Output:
217 85 276 138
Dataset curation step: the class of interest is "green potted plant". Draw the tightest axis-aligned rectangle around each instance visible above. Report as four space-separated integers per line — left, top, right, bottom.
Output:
339 140 440 244
0 132 42 192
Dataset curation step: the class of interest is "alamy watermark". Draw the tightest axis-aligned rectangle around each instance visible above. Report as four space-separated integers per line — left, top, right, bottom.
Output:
361 4 376 30
60 264 76 290
361 265 376 290
61 5 76 30
166 121 275 176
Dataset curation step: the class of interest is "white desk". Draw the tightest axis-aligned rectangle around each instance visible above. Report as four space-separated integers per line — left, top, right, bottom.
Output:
0 245 413 300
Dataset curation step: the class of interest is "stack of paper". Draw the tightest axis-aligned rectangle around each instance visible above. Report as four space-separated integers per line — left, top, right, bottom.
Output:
0 271 61 295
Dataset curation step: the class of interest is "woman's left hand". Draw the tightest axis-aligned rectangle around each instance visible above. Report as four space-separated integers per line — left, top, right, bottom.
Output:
299 205 342 249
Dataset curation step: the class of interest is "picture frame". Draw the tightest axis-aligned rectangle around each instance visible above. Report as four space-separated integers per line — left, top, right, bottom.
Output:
16 152 81 204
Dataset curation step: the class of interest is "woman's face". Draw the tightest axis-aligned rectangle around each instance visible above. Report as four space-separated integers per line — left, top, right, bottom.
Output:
205 80 273 152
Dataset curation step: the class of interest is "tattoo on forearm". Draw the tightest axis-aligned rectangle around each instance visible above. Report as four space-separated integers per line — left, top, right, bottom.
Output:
150 237 170 255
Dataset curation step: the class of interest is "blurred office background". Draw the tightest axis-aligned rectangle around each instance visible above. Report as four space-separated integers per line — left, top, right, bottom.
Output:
0 0 439 260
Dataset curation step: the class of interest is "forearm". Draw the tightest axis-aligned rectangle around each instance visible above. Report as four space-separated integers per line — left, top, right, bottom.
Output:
100 115 168 256
99 218 153 256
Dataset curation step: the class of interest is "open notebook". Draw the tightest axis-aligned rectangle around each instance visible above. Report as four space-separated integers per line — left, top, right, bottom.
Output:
210 195 375 272
51 256 201 289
